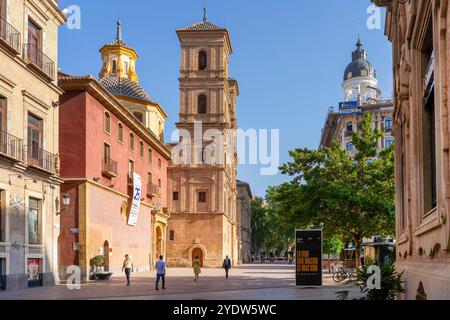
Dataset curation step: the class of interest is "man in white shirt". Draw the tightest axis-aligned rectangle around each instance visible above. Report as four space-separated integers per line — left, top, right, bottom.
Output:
155 255 166 290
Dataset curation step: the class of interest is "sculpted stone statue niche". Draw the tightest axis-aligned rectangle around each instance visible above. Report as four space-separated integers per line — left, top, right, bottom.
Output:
397 43 411 100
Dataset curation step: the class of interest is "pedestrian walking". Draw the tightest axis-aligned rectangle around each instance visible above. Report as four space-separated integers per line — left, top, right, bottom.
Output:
222 255 232 279
193 256 201 282
122 254 134 286
155 255 166 290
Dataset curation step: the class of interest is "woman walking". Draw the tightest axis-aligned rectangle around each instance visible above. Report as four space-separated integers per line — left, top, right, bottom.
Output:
193 256 201 281
122 254 134 287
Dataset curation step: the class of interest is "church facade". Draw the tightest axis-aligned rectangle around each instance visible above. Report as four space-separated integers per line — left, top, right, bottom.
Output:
166 14 239 268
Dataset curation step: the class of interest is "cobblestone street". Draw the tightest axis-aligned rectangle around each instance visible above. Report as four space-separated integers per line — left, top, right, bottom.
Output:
0 263 362 300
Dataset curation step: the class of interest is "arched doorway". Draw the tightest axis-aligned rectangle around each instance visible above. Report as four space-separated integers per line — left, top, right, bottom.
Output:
155 226 162 259
103 241 110 272
192 248 204 267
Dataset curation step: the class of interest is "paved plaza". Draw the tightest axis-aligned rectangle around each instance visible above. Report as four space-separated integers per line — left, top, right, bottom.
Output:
0 263 362 300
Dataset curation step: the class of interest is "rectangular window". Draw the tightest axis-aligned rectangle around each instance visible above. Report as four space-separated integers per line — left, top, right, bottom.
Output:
158 179 162 189
385 137 394 148
169 230 175 241
27 18 42 52
124 62 129 75
0 0 6 19
27 113 42 161
198 191 207 203
346 121 353 132
158 158 162 169
148 172 152 184
103 143 111 161
399 124 407 232
423 87 437 213
173 192 179 201
0 96 6 132
421 18 437 215
28 198 40 245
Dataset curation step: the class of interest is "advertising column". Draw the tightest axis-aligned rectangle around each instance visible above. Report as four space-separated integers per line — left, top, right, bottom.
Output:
295 229 322 286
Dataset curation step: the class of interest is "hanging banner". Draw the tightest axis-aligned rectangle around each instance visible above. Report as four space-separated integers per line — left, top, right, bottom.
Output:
296 229 322 286
127 172 142 227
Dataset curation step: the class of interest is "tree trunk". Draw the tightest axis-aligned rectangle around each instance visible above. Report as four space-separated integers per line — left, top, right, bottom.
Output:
353 237 362 269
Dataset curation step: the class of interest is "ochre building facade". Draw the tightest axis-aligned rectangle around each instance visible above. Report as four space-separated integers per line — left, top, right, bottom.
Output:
166 16 239 268
375 0 450 299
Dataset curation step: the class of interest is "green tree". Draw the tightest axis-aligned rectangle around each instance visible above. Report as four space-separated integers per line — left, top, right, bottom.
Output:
268 113 395 267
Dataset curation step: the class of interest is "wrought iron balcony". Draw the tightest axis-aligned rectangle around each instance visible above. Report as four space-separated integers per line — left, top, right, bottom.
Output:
23 43 55 80
147 183 158 197
0 130 23 161
101 158 118 178
0 16 21 53
25 145 56 174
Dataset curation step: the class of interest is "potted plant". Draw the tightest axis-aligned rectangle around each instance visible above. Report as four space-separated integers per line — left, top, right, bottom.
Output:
89 255 113 280
337 260 405 300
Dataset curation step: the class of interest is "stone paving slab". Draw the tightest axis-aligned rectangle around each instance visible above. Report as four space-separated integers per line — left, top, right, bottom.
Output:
0 263 362 300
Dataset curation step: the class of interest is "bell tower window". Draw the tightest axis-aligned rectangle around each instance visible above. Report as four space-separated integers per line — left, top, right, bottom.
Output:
199 51 207 71
112 60 117 74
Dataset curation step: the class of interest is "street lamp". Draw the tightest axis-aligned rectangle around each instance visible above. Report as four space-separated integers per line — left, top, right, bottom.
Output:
56 193 70 215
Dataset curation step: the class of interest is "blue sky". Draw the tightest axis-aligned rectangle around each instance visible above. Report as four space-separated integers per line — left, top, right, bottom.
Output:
58 0 392 198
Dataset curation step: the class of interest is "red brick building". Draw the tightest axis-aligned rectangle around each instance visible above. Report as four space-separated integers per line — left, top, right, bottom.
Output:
57 22 170 279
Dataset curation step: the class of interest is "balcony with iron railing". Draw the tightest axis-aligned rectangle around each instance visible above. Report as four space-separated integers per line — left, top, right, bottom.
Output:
101 158 118 178
147 183 158 197
25 145 56 174
23 43 55 80
0 130 23 162
0 16 21 54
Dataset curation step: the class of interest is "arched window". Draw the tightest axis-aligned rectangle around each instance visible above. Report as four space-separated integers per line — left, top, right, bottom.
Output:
104 112 111 134
129 132 134 151
118 123 123 142
198 51 207 71
139 141 144 157
198 94 207 114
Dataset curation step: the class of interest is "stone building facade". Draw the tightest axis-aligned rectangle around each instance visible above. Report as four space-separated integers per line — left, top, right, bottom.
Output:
374 0 450 299
166 15 239 268
320 38 394 153
57 21 170 279
237 180 252 264
0 0 65 291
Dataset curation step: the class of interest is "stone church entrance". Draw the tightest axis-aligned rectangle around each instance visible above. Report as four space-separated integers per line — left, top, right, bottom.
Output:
192 248 204 267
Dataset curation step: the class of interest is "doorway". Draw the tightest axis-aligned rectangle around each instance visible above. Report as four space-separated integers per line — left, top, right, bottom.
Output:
155 226 162 259
192 248 204 267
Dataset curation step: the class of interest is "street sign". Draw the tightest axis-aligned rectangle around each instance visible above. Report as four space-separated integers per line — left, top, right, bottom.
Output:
295 229 322 286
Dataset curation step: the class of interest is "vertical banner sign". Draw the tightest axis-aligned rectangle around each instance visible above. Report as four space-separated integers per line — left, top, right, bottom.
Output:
296 229 322 286
127 172 142 227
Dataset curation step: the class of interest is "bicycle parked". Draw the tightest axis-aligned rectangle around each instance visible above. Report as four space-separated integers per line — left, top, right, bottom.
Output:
332 265 357 283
